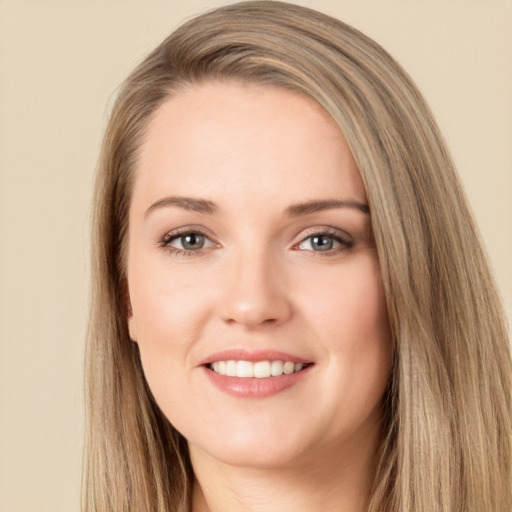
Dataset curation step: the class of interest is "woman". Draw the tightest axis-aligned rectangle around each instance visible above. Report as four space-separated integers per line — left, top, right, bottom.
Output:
84 2 512 511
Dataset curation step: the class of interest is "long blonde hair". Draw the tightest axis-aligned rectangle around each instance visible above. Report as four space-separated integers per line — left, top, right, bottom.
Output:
84 2 512 511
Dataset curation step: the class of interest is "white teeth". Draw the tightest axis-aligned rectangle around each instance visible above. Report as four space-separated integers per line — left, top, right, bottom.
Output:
283 361 294 375
254 361 271 378
271 360 283 376
237 360 254 378
226 360 237 377
209 360 307 378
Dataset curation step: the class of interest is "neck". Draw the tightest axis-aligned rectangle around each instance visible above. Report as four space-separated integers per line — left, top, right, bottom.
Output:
190 433 379 512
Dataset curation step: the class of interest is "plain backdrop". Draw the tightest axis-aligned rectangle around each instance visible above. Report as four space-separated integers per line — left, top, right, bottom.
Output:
0 1 511 511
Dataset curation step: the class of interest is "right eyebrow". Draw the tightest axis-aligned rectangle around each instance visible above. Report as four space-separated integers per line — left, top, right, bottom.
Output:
145 196 218 217
284 199 370 216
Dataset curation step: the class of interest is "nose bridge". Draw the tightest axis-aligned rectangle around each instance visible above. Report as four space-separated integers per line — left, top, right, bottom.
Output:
219 243 291 327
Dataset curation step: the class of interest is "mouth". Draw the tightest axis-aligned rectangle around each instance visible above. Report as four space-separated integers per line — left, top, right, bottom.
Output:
207 360 312 378
200 350 314 397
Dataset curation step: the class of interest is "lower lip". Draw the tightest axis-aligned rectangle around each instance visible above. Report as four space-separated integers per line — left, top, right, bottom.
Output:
202 365 313 398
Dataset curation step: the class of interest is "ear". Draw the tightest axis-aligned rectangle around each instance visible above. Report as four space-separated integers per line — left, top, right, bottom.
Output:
128 315 138 343
124 287 138 342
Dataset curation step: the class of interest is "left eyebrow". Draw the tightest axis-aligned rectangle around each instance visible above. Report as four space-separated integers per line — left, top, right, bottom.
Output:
145 196 218 217
284 199 370 217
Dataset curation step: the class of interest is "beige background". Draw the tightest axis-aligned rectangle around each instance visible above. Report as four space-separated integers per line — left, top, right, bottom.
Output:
0 1 510 511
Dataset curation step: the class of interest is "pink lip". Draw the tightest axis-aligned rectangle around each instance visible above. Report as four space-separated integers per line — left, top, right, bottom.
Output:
198 349 314 399
198 349 311 366
202 364 313 398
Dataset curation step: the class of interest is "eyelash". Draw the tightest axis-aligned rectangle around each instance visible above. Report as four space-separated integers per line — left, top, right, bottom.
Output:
159 228 216 258
159 226 354 258
294 227 354 256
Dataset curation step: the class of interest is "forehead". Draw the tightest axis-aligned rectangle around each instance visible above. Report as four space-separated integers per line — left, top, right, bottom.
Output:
132 81 366 212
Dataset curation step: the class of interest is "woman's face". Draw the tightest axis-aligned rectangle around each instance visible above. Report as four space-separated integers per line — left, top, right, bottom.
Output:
126 82 392 470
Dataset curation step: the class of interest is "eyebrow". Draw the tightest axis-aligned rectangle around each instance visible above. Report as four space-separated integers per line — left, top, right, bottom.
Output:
284 199 369 216
146 196 217 217
145 196 369 218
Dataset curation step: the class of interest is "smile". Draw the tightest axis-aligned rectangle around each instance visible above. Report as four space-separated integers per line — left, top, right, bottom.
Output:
201 350 314 397
210 360 306 378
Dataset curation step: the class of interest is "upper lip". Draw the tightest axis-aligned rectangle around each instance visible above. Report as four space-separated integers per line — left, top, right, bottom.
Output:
198 349 312 366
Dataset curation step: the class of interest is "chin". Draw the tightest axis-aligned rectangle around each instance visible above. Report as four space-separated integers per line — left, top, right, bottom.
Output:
191 440 306 470
186 418 325 471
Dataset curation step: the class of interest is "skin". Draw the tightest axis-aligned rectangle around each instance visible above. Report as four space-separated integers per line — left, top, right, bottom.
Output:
126 81 392 512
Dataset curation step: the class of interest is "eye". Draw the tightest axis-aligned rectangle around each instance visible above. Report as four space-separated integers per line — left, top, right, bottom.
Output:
295 228 354 254
161 230 216 254
299 234 339 252
172 233 207 250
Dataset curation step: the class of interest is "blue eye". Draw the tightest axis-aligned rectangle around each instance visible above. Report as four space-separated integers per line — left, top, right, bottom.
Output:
297 229 354 254
299 234 340 252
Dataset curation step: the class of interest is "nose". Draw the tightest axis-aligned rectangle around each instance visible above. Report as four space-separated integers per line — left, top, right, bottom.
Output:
218 249 292 329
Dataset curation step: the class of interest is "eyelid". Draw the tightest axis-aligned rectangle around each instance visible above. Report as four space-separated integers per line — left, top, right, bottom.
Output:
294 226 353 244
159 225 219 256
292 226 354 253
160 225 216 242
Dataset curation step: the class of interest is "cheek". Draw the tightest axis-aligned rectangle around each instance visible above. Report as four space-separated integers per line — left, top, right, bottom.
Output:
126 259 208 394
303 257 392 410
304 256 390 351
129 286 200 418
127 252 237 412
129 256 212 343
